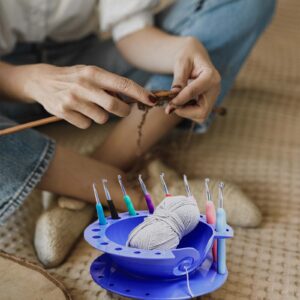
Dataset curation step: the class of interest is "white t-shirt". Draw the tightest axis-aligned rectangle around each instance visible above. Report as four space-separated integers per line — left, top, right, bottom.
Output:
0 0 173 56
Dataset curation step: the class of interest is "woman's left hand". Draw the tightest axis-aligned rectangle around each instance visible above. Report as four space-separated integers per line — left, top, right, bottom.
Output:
165 37 221 123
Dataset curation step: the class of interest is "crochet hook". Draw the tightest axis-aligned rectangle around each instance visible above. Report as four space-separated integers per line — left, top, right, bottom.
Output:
102 179 120 219
92 183 107 225
205 178 217 262
216 182 227 275
160 172 172 197
138 174 155 214
118 175 137 216
183 174 192 197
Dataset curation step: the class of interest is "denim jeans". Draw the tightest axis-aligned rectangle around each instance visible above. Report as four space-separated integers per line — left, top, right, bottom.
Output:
0 0 276 224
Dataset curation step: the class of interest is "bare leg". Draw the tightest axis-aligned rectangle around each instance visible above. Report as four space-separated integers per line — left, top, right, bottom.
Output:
37 145 145 210
38 106 181 210
93 105 182 171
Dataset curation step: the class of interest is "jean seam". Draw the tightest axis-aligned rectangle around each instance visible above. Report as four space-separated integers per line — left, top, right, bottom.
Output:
0 138 56 223
195 0 206 12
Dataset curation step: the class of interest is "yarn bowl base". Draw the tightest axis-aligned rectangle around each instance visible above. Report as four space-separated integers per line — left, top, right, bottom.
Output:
91 253 228 299
84 210 233 280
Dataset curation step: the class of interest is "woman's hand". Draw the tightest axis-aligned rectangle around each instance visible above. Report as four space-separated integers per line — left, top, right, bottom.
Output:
18 64 156 128
117 27 220 124
165 37 221 124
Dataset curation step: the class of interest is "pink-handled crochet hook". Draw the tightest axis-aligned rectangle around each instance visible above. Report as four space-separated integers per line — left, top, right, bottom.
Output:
160 173 172 197
138 174 155 214
205 178 217 262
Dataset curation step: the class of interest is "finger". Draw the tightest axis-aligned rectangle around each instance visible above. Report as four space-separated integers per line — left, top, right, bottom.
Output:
90 68 157 106
63 111 92 129
93 90 131 117
166 60 191 114
166 61 191 115
171 59 192 92
74 100 109 124
173 92 216 122
73 80 131 117
170 68 215 106
174 105 207 123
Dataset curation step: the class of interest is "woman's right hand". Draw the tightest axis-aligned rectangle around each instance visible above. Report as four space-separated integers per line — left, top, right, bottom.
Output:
19 64 156 128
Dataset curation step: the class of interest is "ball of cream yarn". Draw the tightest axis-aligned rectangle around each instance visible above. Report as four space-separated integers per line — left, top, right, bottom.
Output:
127 195 200 250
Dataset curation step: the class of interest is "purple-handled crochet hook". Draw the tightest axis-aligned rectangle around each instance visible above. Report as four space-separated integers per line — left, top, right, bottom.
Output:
138 174 155 214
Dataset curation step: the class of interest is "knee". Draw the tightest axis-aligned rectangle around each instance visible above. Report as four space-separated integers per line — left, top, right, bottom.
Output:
190 0 276 45
247 0 276 31
258 0 276 22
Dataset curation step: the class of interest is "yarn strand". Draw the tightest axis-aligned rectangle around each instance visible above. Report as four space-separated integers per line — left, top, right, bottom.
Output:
184 266 194 298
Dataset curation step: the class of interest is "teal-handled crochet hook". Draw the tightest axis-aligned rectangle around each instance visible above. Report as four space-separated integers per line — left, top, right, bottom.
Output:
92 183 107 225
216 182 227 274
118 175 137 216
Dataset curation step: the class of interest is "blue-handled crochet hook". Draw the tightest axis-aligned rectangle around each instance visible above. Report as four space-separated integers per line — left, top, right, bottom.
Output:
205 178 217 262
102 179 120 219
118 175 137 216
216 182 227 274
92 183 107 225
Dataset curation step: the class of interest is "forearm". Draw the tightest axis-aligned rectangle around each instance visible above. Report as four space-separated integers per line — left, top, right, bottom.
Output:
116 26 188 74
0 61 35 102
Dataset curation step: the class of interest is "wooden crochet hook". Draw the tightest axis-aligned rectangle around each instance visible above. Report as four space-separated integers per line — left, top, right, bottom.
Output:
0 91 226 136
0 116 61 136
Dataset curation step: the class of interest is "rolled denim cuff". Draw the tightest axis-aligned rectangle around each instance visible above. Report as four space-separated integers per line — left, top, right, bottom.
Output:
0 123 56 224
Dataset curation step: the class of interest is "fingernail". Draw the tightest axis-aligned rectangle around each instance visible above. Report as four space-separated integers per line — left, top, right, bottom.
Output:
168 107 176 114
168 102 180 109
171 84 182 90
148 95 157 104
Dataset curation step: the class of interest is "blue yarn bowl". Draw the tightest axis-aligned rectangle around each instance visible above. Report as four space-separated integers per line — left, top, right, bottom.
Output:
84 210 233 279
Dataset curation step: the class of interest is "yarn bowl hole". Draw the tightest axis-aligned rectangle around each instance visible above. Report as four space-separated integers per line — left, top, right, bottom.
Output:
84 210 233 279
